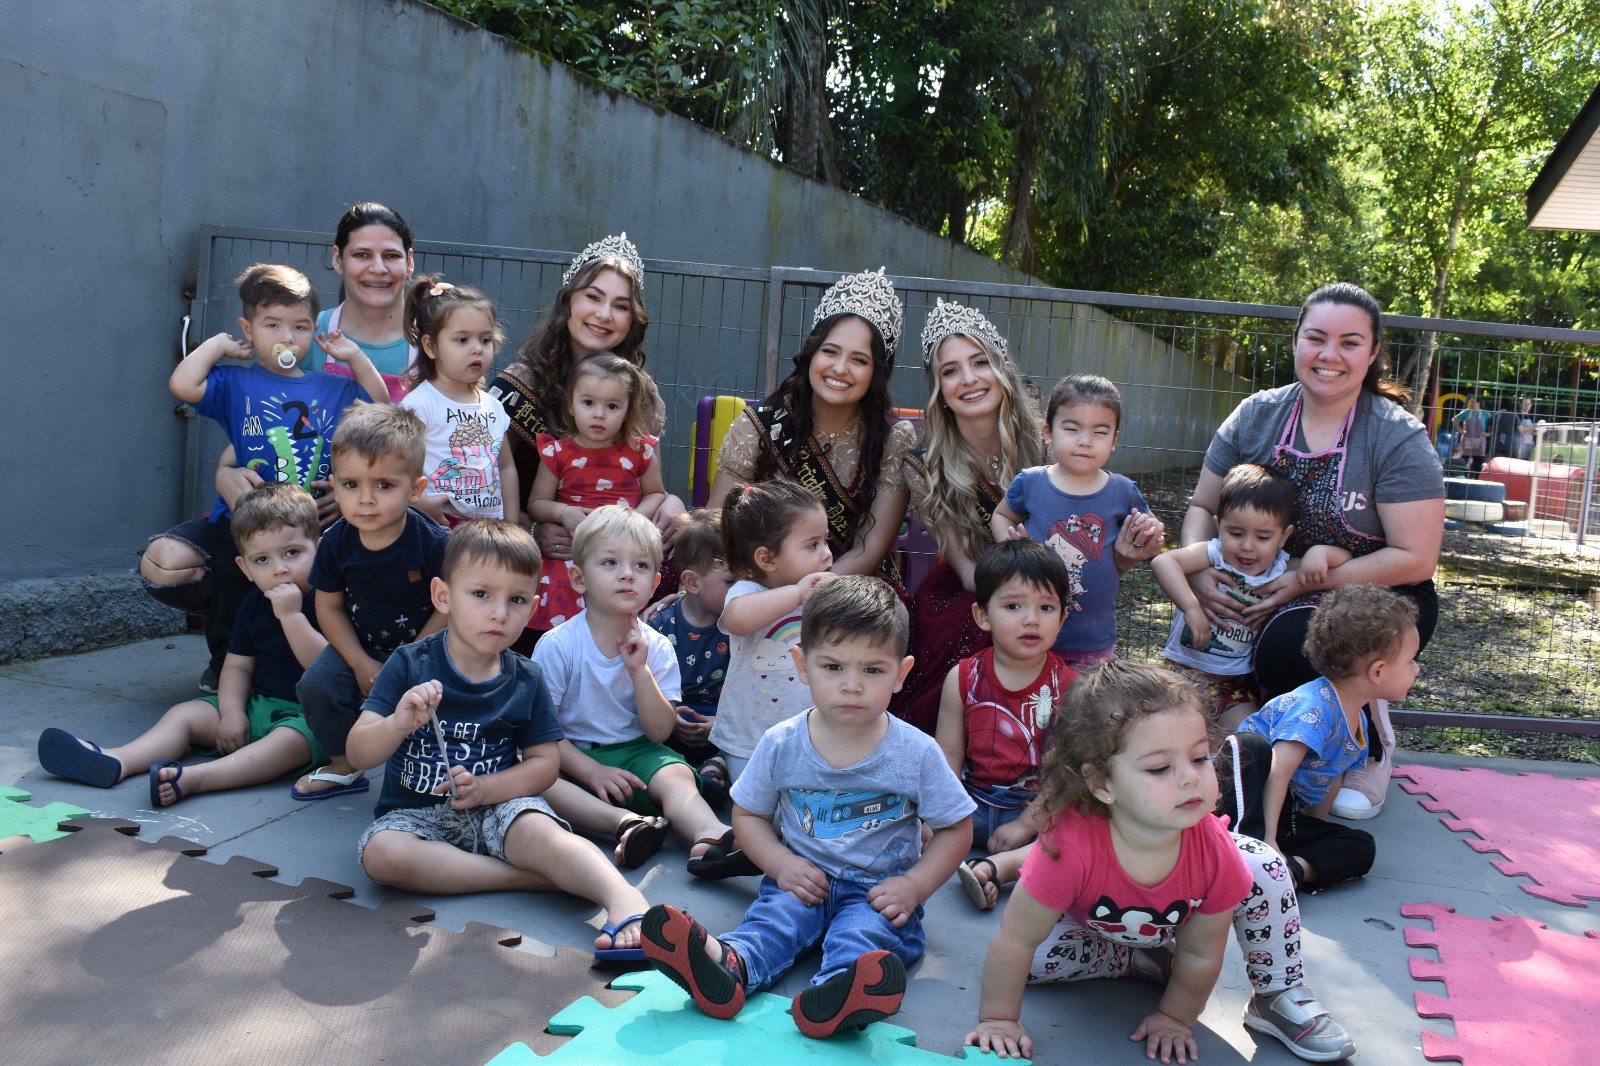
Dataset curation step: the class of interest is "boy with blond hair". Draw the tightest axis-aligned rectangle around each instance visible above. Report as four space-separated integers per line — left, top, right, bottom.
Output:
534 505 752 878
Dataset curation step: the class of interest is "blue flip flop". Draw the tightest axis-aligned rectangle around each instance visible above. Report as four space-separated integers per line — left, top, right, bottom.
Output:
594 913 646 965
149 759 185 808
38 727 122 788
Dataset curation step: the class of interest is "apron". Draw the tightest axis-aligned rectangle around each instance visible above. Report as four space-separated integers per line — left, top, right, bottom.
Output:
1269 396 1385 613
319 304 416 402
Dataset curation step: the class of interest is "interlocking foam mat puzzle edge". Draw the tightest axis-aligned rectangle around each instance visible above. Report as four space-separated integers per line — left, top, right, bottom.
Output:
0 783 91 845
1394 763 1600 907
1403 902 1600 1065
0 817 626 1065
485 969 1026 1065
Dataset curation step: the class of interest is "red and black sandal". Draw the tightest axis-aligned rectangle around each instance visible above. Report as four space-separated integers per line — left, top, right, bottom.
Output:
640 904 746 1019
791 949 906 1039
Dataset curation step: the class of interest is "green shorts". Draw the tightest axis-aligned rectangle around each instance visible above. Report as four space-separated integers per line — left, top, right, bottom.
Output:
582 736 696 816
197 694 325 775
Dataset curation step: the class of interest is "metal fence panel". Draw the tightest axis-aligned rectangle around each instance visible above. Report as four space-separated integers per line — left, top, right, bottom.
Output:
192 231 1600 740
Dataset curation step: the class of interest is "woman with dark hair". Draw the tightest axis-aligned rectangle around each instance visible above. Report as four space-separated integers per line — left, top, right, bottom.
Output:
486 234 679 560
299 202 417 399
706 269 915 583
890 300 1044 732
1184 281 1444 818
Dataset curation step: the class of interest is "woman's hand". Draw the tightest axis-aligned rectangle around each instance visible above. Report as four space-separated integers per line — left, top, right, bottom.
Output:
1238 571 1302 626
653 494 686 548
535 521 573 561
1186 566 1244 628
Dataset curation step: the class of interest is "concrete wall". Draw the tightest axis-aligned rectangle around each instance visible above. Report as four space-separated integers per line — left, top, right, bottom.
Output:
1 0 1031 658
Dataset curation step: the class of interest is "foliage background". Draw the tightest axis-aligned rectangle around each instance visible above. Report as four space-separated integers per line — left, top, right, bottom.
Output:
439 0 1600 333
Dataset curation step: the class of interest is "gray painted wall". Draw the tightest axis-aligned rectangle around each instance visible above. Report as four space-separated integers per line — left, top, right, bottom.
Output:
2 0 1032 657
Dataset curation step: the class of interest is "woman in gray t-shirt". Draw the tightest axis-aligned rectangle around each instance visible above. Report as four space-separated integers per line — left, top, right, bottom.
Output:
1180 282 1444 701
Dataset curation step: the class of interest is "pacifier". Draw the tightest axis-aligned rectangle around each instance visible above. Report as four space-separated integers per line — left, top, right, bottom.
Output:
273 343 300 370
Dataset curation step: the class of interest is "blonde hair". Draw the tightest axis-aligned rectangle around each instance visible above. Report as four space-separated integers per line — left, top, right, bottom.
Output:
918 331 1043 562
571 504 664 572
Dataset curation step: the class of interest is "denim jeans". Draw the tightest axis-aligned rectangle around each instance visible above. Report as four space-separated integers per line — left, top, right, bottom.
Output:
968 782 1035 845
296 645 368 759
720 875 925 990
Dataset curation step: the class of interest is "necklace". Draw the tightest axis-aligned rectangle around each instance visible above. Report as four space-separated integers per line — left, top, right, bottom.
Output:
816 421 859 454
985 453 1003 480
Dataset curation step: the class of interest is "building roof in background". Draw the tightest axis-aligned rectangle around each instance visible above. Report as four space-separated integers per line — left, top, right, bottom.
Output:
1528 81 1600 232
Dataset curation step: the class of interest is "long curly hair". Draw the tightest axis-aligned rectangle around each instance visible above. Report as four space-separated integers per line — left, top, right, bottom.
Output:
1034 661 1215 846
918 331 1042 562
513 256 657 429
763 312 895 544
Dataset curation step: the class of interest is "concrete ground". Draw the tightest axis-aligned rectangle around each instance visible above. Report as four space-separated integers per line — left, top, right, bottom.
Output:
4 634 1596 1064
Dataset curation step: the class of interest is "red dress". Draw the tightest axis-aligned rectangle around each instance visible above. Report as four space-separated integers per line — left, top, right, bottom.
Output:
528 433 657 630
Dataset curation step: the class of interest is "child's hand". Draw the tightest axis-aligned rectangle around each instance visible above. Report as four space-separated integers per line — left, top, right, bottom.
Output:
315 329 364 366
795 570 837 597
216 705 251 755
216 464 265 512
1183 607 1212 650
1130 1010 1198 1064
560 505 589 533
586 764 645 805
774 852 829 905
264 582 304 620
437 765 486 809
867 874 920 927
355 656 384 698
1115 507 1165 564
393 680 443 734
965 1019 1033 1060
988 817 1036 855
673 708 712 747
1001 523 1030 541
211 332 254 361
617 623 650 671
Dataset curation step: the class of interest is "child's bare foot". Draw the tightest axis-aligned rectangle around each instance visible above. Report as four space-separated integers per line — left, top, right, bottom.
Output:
641 903 745 1018
595 884 652 952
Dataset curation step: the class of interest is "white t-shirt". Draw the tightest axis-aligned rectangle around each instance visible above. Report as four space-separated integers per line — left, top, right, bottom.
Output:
531 610 682 747
1163 540 1288 675
400 380 512 519
710 579 814 759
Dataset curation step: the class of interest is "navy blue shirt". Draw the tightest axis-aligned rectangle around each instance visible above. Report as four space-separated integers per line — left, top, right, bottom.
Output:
309 509 449 658
647 598 730 706
363 631 565 817
226 587 320 701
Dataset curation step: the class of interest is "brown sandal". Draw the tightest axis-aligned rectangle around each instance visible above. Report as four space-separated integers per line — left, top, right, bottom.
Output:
615 814 670 869
686 828 760 880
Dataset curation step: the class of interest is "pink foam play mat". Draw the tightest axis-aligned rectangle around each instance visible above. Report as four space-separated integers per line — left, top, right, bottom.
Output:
1404 903 1599 1064
1394 764 1600 907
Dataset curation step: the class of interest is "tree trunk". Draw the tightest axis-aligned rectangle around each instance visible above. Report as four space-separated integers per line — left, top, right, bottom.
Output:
784 31 836 184
1407 152 1478 416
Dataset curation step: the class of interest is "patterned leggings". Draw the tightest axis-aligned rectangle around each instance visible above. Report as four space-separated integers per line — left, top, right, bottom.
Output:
1027 830 1302 994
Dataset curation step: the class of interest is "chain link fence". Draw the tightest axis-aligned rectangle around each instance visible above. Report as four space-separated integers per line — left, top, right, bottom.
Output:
191 231 1600 747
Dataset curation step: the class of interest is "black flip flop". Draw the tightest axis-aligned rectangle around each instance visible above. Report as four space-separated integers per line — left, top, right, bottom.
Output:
616 814 670 869
686 828 760 880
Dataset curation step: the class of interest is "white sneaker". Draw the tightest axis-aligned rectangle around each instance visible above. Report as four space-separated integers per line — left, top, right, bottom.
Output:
1332 699 1393 821
1244 987 1356 1061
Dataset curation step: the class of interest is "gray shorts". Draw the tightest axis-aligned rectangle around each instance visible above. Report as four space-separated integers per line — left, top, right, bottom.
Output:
356 795 568 863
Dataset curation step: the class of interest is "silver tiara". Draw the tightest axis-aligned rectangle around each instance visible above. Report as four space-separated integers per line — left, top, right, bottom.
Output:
920 298 1008 367
562 232 644 287
811 268 904 361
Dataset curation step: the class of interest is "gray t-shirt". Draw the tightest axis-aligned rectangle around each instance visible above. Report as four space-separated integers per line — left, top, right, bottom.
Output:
731 712 975 885
1204 385 1443 547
